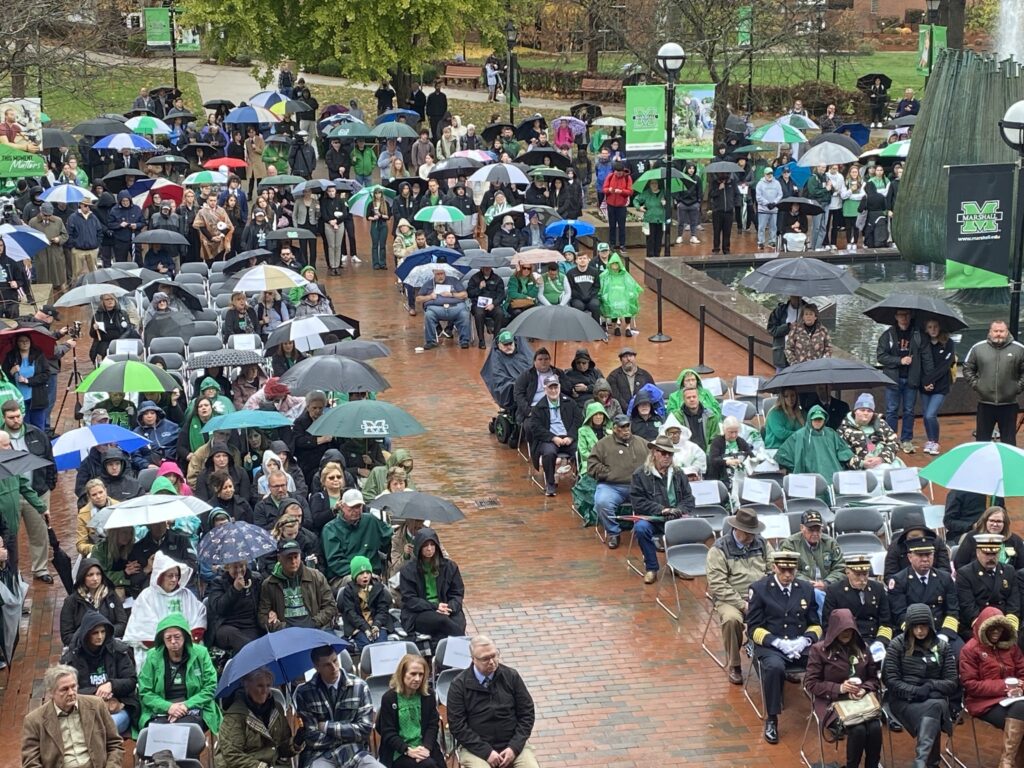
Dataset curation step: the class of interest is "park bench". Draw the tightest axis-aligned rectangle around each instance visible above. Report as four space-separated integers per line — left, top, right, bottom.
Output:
579 77 623 100
442 64 481 88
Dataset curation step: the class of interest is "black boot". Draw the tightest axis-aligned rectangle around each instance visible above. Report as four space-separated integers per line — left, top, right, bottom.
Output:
914 716 941 768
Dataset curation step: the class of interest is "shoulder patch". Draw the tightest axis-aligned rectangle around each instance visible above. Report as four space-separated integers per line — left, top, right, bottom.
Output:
888 578 895 590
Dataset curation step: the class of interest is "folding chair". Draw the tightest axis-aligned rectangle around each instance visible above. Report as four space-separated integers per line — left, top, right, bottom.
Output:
797 685 892 768
882 467 932 505
490 247 516 261
887 504 927 542
358 641 422 712
735 476 786 517
193 308 220 324
832 470 880 507
188 335 224 354
655 379 680 397
702 376 726 399
460 238 482 251
209 261 228 275
742 653 768 719
654 518 714 620
175 272 207 289
192 320 220 337
180 262 210 278
525 441 576 493
833 507 888 557
432 636 471 706
731 375 767 423
782 473 834 526
227 333 263 351
135 722 206 768
701 592 727 669
214 293 234 310
149 336 186 357
150 352 185 374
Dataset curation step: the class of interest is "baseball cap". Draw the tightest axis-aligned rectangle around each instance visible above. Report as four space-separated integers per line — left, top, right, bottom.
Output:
801 510 823 527
40 304 60 320
543 374 560 387
618 347 637 358
90 408 110 424
342 489 365 507
277 539 301 555
612 414 631 427
497 330 514 344
597 242 610 252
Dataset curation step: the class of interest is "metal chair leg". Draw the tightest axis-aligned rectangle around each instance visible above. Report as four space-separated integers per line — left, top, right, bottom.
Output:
624 529 643 576
700 595 726 669
742 655 765 720
798 710 829 768
654 564 682 619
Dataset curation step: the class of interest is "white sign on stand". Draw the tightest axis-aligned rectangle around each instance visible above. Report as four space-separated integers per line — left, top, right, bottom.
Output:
369 642 407 677
741 478 772 505
761 514 791 540
787 474 817 499
734 376 760 397
691 480 721 507
721 400 749 422
145 723 190 760
703 377 725 397
443 636 473 670
888 468 921 494
836 472 868 496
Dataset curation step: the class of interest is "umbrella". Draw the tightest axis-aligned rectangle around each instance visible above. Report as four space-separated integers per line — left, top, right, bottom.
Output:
39 184 96 205
367 491 465 523
806 131 863 156
163 108 197 123
857 73 893 91
528 166 567 180
202 157 247 171
101 168 147 185
414 205 466 225
312 339 391 361
79 268 142 290
834 123 871 147
214 627 350 698
72 118 130 136
259 174 307 188
52 424 150 471
503 304 605 341
775 163 812 190
879 140 911 159
762 358 893 393
393 247 464 282
740 257 858 296
147 154 190 167
0 450 53 479
545 219 595 238
797 142 860 167
269 99 311 116
454 251 511 269
134 229 189 246
265 134 294 145
77 360 180 393
55 283 129 307
516 114 548 139
862 292 967 331
198 521 278 566
47 527 73 594
724 114 749 134
202 410 294 433
520 205 561 224
779 114 819 131
732 144 772 154
428 157 483 180
279 355 390 394
348 185 397 217
592 116 625 128
224 106 280 125
265 228 317 242
633 167 685 193
249 91 286 109
402 262 464 287
324 123 375 140
203 99 236 110
183 170 227 186
517 147 571 170
0 224 48 261
319 104 351 120
551 115 587 138
375 108 420 124
291 179 334 196
371 122 419 140
468 163 529 186
919 442 1024 497
186 349 266 369
92 133 158 152
749 121 807 144
705 161 744 175
129 178 184 209
102 494 212 530
452 150 495 163
777 196 825 217
889 115 918 128
126 115 171 135
265 315 358 350
141 279 203 312
481 122 515 143
0 569 28 662
0 327 55 358
144 313 195 346
485 211 526 240
41 128 77 149
229 264 307 292
308 400 426 438
223 250 271 274
180 143 218 160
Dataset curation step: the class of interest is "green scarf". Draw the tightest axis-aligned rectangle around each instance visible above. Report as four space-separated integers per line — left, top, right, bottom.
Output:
395 693 423 758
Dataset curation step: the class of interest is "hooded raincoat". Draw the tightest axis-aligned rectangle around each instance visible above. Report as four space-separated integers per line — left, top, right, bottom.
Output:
659 413 708 476
598 252 642 320
59 556 128 646
961 607 1024 717
362 448 416 501
666 368 722 438
60 610 140 728
398 528 466 636
775 405 854 478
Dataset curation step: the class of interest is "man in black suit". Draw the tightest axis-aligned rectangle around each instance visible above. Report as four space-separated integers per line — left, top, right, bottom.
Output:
525 376 581 497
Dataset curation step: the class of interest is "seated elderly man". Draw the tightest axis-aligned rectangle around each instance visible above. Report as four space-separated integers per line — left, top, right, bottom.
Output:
321 489 393 587
417 264 471 350
512 347 561 426
588 414 648 549
481 330 533 415
253 469 311 529
525 375 582 497
259 539 338 631
707 508 773 684
779 510 846 613
822 553 893 646
629 434 696 583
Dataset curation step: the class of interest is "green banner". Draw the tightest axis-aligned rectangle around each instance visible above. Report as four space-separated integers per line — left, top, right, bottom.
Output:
944 163 1013 289
738 6 753 47
673 83 716 159
144 8 171 47
917 25 947 75
625 85 666 153
0 144 46 179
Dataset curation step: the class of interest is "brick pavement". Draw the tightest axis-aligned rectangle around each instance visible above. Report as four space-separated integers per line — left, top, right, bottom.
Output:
0 237 1008 767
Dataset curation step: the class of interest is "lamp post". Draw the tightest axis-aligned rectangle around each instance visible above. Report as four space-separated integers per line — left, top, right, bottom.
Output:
1000 100 1024 337
504 21 518 125
924 0 940 90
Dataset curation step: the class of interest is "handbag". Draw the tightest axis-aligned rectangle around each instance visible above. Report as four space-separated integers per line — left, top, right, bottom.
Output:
832 692 882 727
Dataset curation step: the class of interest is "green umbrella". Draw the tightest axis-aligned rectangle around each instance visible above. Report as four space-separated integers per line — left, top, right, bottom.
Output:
733 144 772 153
307 400 426 438
0 144 46 179
77 361 179 394
183 170 227 186
919 442 1024 497
879 140 911 159
749 121 807 144
326 123 374 140
413 205 466 224
371 122 419 140
259 174 307 187
633 168 684 193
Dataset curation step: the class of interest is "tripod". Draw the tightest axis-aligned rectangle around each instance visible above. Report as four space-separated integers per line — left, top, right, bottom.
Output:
55 351 84 429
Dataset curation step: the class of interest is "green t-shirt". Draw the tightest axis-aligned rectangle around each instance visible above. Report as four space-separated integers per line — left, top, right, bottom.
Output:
424 567 438 604
396 693 423 758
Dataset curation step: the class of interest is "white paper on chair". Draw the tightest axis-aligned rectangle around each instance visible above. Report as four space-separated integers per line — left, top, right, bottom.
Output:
734 376 760 397
787 475 817 499
443 636 473 670
369 642 407 677
888 468 921 494
741 478 772 505
145 723 190 760
703 377 725 397
233 335 257 350
721 400 748 422
923 504 945 530
761 515 790 540
691 480 720 507
836 472 868 496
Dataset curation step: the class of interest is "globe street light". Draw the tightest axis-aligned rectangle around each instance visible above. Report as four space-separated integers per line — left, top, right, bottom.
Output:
1001 100 1024 336
505 22 518 124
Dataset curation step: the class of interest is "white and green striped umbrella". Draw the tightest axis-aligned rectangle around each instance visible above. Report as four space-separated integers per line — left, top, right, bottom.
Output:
778 114 819 131
413 205 466 224
749 121 808 144
879 139 911 159
126 115 172 135
919 441 1024 496
349 185 397 217
183 170 228 186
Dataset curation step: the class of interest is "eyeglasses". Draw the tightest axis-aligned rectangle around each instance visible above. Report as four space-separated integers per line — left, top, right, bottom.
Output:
326 474 342 480
269 483 287 489
473 652 499 663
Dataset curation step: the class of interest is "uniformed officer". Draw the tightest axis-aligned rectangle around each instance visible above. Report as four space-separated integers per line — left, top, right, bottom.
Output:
822 553 893 645
888 537 963 655
746 549 822 744
956 532 1020 640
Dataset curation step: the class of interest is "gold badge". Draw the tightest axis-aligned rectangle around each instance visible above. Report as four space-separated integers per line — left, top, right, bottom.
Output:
1004 580 1010 589
800 599 807 608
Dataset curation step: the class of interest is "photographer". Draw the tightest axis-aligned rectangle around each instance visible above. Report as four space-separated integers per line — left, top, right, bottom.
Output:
288 131 316 180
17 305 76 435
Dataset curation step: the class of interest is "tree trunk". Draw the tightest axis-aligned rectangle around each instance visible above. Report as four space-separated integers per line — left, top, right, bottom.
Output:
392 68 414 108
713 74 730 148
944 0 966 49
586 2 600 73
11 68 25 99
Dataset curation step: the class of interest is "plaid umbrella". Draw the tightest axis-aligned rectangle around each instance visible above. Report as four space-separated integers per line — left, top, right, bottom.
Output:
198 521 279 565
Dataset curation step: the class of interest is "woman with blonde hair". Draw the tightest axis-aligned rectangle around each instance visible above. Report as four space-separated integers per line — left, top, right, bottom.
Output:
368 187 391 270
764 387 804 449
376 653 445 768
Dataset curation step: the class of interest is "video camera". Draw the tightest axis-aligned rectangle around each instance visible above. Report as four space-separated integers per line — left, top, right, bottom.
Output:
68 320 83 340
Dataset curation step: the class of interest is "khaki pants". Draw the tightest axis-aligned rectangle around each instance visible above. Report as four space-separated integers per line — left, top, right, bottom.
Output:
71 248 98 278
715 602 746 670
460 744 539 768
20 492 49 577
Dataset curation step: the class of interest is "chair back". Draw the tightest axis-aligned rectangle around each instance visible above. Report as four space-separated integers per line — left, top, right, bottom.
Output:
193 320 220 337
664 517 714 547
188 336 224 354
833 506 887 536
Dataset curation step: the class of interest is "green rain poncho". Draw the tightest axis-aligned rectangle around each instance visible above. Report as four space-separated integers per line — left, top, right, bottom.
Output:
666 368 722 438
362 447 417 500
774 404 854 478
598 252 642 320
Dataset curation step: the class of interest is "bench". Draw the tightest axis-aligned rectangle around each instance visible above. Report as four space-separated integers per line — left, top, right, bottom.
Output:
442 64 481 88
580 77 623 99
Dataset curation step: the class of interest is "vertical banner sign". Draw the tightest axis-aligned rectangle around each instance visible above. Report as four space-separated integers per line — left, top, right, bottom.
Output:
737 6 753 47
673 83 716 159
143 8 171 47
945 163 1015 289
917 25 948 74
625 85 665 153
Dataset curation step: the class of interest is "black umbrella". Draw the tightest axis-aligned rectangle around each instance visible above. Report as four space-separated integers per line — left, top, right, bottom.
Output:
186 348 266 369
147 154 189 167
164 108 197 123
569 101 602 121
517 147 570 171
706 161 744 174
312 339 391 360
599 138 626 153
225 249 272 274
203 99 236 110
265 134 294 145
455 250 511 269
335 179 362 193
763 358 893 393
740 256 859 296
863 292 968 332
503 304 606 342
481 122 515 144
279 355 390 394
778 196 825 217
181 143 218 158
98 113 129 123
149 84 175 95
528 166 568 179
725 114 749 134
428 157 483 180
73 118 130 136
265 227 317 241
515 114 547 140
807 131 862 156
857 73 893 92
486 211 526 239
79 268 143 290
367 491 466 523
264 315 359 350
521 204 561 224
101 168 147 185
41 128 76 149
48 526 74 595
144 313 195 346
888 115 918 128
125 107 155 118
135 230 189 246
142 279 203 312
0 450 52 479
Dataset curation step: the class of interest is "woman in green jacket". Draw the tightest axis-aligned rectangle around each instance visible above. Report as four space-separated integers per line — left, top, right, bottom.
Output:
598 252 642 337
138 613 222 734
764 387 805 449
572 400 608 526
216 667 300 768
504 263 539 320
261 140 288 176
633 178 668 259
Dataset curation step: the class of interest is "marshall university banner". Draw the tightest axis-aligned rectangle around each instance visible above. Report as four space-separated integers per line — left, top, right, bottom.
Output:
945 163 1015 289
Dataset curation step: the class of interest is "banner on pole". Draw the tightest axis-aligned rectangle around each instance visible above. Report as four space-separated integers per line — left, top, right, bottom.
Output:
625 85 665 153
738 6 753 47
917 25 947 75
673 83 716 159
143 7 200 51
945 163 1015 289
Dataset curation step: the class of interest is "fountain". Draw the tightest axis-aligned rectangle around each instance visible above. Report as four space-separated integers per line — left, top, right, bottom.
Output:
997 0 1024 65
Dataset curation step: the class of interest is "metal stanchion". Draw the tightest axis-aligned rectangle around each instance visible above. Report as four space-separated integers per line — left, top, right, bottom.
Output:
747 335 756 375
694 304 714 374
648 277 671 343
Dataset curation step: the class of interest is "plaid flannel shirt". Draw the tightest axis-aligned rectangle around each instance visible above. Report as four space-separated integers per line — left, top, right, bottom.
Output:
294 671 375 768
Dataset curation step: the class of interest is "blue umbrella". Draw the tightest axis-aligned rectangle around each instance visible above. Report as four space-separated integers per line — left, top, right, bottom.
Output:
0 224 49 261
836 123 871 147
202 410 293 433
375 108 420 125
198 521 278 566
91 133 158 151
215 627 351 698
223 106 279 125
248 90 286 110
394 247 466 282
545 219 596 238
775 161 811 190
52 424 151 471
39 184 97 205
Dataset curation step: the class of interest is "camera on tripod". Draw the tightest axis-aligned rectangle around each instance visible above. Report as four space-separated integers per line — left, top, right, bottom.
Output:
0 197 19 225
68 320 82 339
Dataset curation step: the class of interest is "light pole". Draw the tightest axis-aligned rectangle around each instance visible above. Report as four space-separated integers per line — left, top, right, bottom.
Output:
504 21 518 125
999 100 1024 337
924 0 940 90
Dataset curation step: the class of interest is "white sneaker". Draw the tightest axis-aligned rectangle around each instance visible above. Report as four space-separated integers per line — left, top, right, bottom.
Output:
932 442 941 455
675 236 684 245
351 255 363 263
690 236 700 244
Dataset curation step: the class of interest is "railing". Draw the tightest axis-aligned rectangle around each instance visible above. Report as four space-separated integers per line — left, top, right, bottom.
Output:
694 303 772 376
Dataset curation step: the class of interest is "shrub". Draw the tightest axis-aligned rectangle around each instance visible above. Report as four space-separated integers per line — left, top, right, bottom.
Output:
318 58 342 77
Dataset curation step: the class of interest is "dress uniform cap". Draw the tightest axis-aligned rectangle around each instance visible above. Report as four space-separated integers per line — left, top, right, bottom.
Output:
906 536 935 554
771 551 800 567
844 553 872 571
974 533 1004 550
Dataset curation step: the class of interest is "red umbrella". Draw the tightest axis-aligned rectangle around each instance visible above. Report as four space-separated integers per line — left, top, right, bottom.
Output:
203 157 247 170
132 179 183 209
0 327 56 360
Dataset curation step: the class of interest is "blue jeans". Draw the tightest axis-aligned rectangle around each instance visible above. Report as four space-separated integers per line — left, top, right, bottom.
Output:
25 401 46 432
351 628 390 650
356 174 373 187
596 482 631 534
424 304 470 345
633 519 661 572
920 391 946 442
111 709 130 735
885 378 916 441
757 212 777 246
811 213 827 249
